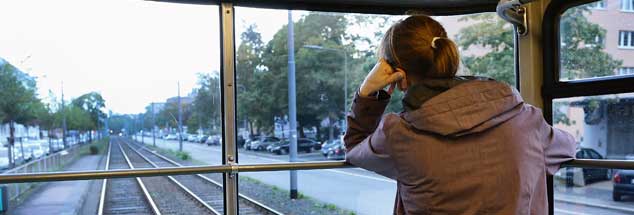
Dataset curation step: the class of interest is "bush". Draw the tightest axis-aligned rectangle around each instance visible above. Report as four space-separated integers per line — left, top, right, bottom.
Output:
89 146 99 155
176 151 190 160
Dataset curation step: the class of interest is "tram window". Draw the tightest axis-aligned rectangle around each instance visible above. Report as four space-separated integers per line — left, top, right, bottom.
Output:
559 1 634 81
553 93 634 213
0 1 224 213
233 7 515 214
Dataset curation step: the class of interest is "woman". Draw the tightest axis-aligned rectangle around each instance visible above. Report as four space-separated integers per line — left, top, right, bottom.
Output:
344 15 575 214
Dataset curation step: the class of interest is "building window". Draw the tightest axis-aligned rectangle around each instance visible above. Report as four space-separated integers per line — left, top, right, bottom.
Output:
619 31 634 48
618 67 634 75
622 0 634 11
589 0 607 9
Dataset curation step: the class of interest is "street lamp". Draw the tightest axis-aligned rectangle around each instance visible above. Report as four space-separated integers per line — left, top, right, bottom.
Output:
302 45 349 115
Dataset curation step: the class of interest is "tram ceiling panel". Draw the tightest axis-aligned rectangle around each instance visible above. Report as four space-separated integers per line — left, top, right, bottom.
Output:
147 0 503 15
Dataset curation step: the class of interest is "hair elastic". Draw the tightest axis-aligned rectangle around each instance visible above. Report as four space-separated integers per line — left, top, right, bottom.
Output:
431 37 442 49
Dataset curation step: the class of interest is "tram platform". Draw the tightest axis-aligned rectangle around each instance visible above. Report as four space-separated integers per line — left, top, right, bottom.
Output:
11 155 103 215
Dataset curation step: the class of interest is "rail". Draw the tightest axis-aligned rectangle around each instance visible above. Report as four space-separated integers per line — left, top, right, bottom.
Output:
127 139 283 215
3 158 634 185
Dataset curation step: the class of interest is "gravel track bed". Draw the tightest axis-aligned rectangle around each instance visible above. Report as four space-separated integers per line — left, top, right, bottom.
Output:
120 142 213 215
126 140 271 215
128 139 353 215
103 140 153 215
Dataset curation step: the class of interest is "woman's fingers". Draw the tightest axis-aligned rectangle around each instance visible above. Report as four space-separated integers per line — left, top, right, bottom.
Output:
387 83 396 95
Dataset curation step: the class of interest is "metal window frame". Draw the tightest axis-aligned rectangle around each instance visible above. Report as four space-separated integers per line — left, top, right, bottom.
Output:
11 1 629 215
542 0 634 214
147 0 500 16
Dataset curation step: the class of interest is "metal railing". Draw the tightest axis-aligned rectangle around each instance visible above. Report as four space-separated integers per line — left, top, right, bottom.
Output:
0 161 353 184
0 158 632 185
1 144 82 203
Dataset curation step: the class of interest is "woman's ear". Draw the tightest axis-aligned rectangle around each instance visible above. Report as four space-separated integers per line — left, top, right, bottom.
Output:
397 69 408 91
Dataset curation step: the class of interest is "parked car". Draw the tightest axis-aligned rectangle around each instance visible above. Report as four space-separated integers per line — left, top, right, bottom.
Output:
27 144 46 159
243 136 261 150
267 139 318 155
612 155 634 201
197 135 209 144
321 139 342 157
206 135 222 146
165 134 178 140
575 148 609 184
250 136 280 151
325 141 345 160
187 134 198 142
299 138 321 151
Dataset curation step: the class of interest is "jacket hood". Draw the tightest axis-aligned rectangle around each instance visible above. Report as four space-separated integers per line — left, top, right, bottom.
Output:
402 80 524 137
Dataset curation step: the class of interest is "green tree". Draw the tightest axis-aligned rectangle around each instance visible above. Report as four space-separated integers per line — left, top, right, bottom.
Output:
190 73 221 134
258 13 359 140
457 7 622 124
560 7 622 80
0 58 45 167
72 92 106 141
455 13 516 86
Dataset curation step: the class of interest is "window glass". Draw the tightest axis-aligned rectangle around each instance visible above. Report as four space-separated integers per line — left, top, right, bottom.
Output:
622 0 634 11
553 93 634 214
589 0 607 9
233 7 515 213
0 1 223 213
620 31 634 48
559 1 634 81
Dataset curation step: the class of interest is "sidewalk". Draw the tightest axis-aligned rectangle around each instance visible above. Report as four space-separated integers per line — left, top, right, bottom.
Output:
555 181 634 213
11 154 103 215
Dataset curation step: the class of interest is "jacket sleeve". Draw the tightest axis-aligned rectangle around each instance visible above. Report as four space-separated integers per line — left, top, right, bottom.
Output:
344 90 397 179
542 120 577 175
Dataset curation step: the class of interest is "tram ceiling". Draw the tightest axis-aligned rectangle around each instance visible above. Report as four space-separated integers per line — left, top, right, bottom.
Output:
147 0 503 15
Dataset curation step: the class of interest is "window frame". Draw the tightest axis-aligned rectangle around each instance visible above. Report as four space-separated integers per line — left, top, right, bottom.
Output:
0 1 521 215
543 0 634 214
619 30 634 49
622 0 634 12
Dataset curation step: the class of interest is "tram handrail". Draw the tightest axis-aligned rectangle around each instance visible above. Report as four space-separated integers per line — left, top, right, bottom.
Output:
561 159 634 170
0 161 354 184
1 159 629 184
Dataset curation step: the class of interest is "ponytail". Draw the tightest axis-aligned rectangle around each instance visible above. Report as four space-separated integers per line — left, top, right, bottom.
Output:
429 38 460 78
378 15 460 80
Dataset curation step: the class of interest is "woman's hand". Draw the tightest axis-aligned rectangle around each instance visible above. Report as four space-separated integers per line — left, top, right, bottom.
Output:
359 59 406 97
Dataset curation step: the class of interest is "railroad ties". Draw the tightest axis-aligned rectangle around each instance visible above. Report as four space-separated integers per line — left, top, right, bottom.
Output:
98 137 281 215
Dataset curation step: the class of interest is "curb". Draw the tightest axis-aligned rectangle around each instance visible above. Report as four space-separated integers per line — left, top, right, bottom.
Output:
555 196 634 213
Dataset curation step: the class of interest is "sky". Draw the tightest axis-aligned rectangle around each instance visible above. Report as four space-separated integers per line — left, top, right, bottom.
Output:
0 0 305 114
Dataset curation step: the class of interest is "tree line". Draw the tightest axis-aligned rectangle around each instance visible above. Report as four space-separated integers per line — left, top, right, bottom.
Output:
125 7 618 141
1 58 106 166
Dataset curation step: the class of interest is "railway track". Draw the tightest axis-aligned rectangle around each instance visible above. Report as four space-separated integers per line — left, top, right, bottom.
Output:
118 139 218 215
122 138 281 215
98 139 159 215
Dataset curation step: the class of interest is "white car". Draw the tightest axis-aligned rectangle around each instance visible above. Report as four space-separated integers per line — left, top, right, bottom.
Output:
165 134 178 140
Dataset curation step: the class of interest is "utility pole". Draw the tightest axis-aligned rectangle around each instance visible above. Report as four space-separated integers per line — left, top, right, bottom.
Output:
152 103 156 147
61 81 67 148
178 82 183 152
287 10 298 199
141 114 145 144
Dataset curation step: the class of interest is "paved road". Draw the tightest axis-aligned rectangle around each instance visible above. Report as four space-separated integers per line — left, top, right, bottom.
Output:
135 137 396 215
